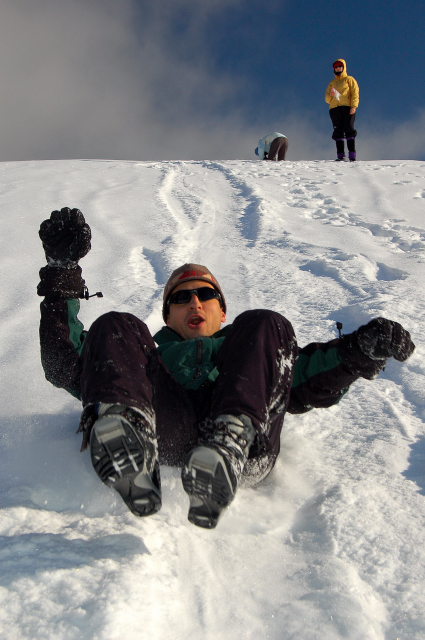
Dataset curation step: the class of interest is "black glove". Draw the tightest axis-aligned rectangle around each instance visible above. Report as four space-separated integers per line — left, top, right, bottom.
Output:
356 317 415 362
39 207 91 268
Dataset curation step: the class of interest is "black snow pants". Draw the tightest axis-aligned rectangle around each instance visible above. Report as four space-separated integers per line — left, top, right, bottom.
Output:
80 309 298 485
266 136 289 161
330 105 357 140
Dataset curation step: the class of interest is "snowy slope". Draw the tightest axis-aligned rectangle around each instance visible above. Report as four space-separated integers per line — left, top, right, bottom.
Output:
0 159 425 640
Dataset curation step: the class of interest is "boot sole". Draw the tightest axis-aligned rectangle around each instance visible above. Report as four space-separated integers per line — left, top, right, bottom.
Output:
182 447 234 529
90 415 161 517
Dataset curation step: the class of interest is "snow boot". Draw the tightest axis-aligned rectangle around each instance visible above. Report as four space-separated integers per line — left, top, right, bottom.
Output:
335 139 345 161
181 414 256 529
90 403 161 517
347 137 356 162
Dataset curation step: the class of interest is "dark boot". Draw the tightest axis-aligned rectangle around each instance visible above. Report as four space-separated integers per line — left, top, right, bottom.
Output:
347 137 356 161
335 138 345 161
181 414 256 529
90 403 161 517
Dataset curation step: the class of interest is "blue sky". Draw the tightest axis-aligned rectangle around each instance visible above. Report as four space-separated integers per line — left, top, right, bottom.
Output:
156 0 424 134
203 0 425 121
1 0 424 161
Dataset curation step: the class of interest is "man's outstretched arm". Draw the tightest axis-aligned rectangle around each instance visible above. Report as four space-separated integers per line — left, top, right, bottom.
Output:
37 207 93 398
288 317 415 414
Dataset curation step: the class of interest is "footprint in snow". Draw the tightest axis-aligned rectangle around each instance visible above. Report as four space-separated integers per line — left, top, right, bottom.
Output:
376 262 408 281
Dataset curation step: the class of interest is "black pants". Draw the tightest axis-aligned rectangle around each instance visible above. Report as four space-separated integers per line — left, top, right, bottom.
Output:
80 309 298 484
266 136 289 161
330 106 357 140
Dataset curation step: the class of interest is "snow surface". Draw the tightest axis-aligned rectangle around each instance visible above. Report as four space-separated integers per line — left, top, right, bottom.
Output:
1 158 425 640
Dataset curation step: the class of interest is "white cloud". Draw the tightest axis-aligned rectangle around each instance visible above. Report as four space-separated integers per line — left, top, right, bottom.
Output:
360 110 425 161
0 0 302 161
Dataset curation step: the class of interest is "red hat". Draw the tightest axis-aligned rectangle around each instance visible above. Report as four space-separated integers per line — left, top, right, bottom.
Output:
162 263 226 321
333 60 344 69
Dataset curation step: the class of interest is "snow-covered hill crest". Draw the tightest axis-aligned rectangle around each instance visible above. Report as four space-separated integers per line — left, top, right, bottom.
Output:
1 159 424 639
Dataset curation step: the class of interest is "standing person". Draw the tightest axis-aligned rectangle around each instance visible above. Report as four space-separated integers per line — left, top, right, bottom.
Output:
255 132 289 161
325 59 359 161
38 208 415 529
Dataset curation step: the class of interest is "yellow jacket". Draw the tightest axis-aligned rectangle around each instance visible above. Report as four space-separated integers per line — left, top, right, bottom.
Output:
325 59 359 110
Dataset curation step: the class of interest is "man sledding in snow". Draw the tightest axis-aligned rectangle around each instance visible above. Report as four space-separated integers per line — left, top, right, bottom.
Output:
325 59 359 161
37 208 415 529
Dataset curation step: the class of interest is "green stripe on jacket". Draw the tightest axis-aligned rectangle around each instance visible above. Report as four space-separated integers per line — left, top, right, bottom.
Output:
291 345 343 389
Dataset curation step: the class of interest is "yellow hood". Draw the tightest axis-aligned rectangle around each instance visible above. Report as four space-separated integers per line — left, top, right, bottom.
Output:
333 59 347 78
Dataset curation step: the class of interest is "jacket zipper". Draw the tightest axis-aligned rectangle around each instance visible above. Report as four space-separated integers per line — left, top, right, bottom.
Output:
196 340 203 364
193 340 203 380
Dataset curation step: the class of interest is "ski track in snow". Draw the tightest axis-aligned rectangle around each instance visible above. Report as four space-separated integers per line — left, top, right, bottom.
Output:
0 159 425 639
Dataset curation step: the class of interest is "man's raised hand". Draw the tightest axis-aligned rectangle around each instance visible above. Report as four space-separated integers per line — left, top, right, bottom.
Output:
39 207 91 268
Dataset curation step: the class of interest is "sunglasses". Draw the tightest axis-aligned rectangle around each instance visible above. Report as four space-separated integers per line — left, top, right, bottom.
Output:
167 286 222 308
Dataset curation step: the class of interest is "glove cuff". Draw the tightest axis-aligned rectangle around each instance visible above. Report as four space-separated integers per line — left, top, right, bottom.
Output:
37 265 86 299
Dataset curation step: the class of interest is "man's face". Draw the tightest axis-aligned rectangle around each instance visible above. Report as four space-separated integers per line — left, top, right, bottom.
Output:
166 280 226 340
334 65 343 74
